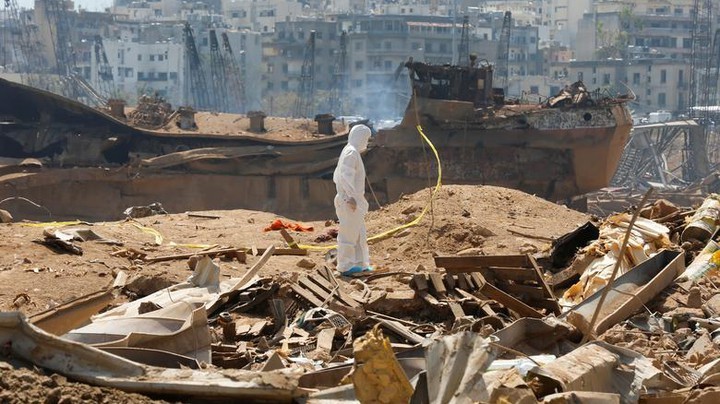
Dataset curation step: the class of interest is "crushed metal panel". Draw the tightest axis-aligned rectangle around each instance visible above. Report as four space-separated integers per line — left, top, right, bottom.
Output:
563 250 684 336
0 312 301 401
527 341 680 403
30 289 115 335
64 302 212 363
491 317 578 357
424 331 497 404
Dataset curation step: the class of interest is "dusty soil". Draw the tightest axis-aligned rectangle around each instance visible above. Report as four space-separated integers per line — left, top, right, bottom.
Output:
0 184 588 315
156 112 349 141
0 361 165 403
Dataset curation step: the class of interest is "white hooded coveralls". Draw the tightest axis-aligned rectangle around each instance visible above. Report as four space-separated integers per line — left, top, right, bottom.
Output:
333 124 372 272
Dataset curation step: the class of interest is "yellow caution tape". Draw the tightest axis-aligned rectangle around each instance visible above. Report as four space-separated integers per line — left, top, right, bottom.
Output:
298 122 442 251
20 220 84 228
131 222 164 245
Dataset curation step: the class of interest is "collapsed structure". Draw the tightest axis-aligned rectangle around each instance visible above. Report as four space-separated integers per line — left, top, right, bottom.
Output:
0 62 631 221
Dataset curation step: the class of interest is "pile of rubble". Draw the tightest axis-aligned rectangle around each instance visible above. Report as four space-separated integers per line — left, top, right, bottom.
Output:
4 186 720 402
127 93 173 129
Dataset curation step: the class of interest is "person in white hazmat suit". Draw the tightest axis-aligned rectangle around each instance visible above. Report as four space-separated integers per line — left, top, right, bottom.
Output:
333 124 373 275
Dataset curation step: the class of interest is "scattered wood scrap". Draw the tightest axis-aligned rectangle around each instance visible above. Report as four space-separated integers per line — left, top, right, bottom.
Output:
434 254 561 318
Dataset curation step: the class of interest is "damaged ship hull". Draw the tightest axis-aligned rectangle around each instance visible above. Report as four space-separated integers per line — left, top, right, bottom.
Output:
0 74 631 220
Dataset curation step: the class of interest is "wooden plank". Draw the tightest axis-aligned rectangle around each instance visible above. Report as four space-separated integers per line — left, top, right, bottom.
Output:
378 319 424 344
435 255 529 270
311 269 359 306
480 282 543 318
455 288 497 316
145 247 246 263
290 283 325 307
456 273 469 291
306 274 360 308
444 274 456 291
298 276 332 302
498 283 547 300
448 302 465 320
412 274 429 291
469 273 486 290
485 267 538 282
229 245 275 292
428 273 447 296
527 254 558 302
279 229 300 249
462 274 476 291
261 248 306 256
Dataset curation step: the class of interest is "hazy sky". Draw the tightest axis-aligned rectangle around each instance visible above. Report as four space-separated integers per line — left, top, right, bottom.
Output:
16 0 113 12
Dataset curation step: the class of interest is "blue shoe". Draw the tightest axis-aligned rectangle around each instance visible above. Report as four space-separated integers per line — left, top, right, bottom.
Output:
341 266 364 276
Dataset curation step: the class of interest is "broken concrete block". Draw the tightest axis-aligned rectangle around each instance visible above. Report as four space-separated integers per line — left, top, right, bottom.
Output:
296 258 316 269
687 287 703 309
0 209 12 223
686 333 718 366
702 294 720 318
349 325 413 404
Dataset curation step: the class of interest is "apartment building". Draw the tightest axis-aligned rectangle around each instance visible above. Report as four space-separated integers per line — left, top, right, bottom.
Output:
222 0 304 32
576 2 695 62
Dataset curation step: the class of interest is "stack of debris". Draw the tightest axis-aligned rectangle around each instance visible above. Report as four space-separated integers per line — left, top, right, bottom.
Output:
8 188 720 402
128 94 173 129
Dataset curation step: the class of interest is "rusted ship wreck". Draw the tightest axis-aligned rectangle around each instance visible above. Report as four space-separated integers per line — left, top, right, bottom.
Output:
0 63 632 220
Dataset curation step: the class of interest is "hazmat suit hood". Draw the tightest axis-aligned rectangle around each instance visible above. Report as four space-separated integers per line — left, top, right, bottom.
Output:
347 124 371 152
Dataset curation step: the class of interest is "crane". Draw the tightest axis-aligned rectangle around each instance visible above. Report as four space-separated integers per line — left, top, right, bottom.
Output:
183 22 211 110
496 11 511 93
329 31 348 116
208 30 228 112
221 32 246 113
457 15 470 66
294 30 316 118
93 35 115 99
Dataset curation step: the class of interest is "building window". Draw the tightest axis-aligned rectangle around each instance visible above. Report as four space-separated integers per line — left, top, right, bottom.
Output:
384 41 391 50
603 73 610 85
158 54 164 61
660 69 667 84
384 60 392 70
439 42 448 53
282 64 288 74
137 54 142 61
353 79 362 88
158 72 168 80
355 60 363 70
149 55 155 61
281 81 288 90
530 85 539 94
137 72 145 80
633 72 640 85
578 72 583 81
267 82 274 90
169 72 177 80
411 42 420 50
267 64 274 73
679 69 684 84
658 92 666 107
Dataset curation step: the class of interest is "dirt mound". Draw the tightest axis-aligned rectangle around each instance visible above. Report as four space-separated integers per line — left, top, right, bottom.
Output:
0 362 164 403
362 184 590 272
